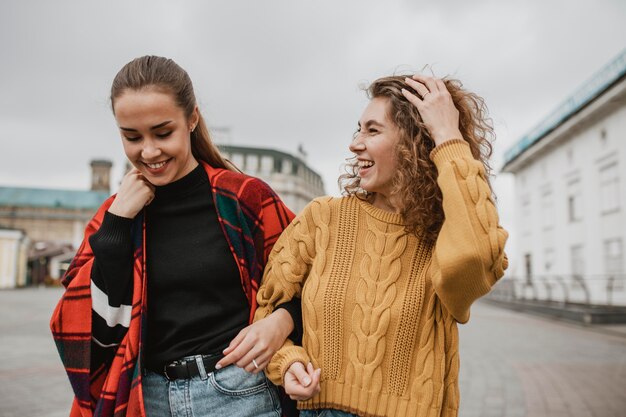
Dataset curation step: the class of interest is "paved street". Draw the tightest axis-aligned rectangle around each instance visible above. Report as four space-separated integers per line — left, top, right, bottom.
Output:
1 288 625 417
0 287 72 417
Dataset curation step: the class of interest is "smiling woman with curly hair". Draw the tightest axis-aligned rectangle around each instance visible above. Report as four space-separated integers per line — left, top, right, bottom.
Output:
341 75 496 244
254 72 509 417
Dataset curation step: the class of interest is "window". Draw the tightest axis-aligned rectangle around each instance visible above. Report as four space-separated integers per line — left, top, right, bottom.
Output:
282 160 292 174
524 253 532 285
544 248 555 273
599 163 620 213
260 156 273 174
273 157 283 173
567 178 582 222
541 187 554 230
600 128 607 146
521 194 531 235
246 154 259 173
231 153 244 170
571 245 585 279
605 239 623 289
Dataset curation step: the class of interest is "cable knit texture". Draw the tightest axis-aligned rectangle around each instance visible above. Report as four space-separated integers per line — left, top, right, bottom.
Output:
255 140 508 417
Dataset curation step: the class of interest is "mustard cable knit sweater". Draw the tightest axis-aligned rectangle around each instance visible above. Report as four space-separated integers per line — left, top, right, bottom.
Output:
255 140 509 417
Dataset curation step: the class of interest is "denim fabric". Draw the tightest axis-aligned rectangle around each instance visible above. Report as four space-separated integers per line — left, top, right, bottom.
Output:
300 410 360 417
143 364 281 417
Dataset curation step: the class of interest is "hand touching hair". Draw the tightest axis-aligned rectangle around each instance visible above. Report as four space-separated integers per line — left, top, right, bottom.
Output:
339 75 495 243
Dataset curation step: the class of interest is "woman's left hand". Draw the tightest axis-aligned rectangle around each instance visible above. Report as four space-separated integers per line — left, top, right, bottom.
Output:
215 308 294 374
402 75 463 146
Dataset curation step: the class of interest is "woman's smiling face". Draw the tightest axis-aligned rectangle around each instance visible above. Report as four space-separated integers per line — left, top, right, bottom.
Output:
113 88 199 186
350 97 400 205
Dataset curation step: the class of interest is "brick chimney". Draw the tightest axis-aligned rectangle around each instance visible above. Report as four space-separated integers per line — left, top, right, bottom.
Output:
90 160 113 193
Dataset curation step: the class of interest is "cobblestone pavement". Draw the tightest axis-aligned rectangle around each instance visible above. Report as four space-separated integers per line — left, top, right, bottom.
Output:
1 288 625 417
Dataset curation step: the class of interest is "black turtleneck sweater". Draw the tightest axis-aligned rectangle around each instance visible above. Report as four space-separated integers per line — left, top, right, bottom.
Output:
89 164 301 371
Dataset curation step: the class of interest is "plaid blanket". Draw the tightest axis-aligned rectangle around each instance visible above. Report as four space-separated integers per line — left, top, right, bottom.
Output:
50 162 295 417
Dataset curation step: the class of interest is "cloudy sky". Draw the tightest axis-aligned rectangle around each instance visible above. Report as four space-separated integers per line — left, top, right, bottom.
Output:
1 0 625 263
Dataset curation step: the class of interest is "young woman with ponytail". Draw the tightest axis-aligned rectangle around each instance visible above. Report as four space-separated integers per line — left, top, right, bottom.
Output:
51 55 299 417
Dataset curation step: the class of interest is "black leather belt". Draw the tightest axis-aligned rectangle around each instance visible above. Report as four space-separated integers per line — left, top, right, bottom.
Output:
156 353 224 381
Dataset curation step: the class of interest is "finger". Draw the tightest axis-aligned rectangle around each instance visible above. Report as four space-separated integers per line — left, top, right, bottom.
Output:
435 78 448 94
241 350 269 373
216 338 254 369
291 362 312 387
223 328 247 355
411 74 440 93
287 381 319 401
137 174 155 189
286 384 315 400
246 356 270 374
249 350 273 371
401 88 423 108
311 368 322 392
234 341 268 368
404 77 429 98
307 364 321 388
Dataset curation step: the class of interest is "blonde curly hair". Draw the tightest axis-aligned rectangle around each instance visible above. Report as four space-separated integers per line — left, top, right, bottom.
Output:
339 75 495 243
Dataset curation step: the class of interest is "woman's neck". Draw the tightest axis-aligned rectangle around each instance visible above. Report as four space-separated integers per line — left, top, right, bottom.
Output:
370 192 402 213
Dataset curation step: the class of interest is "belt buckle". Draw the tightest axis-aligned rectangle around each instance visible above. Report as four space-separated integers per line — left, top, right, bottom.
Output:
163 359 183 381
163 364 173 381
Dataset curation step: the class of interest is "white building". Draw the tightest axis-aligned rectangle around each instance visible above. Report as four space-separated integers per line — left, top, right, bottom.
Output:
219 145 325 213
0 228 29 289
502 49 626 306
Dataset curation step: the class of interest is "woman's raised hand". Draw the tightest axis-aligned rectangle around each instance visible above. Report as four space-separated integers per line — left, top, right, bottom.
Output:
284 362 321 401
402 75 463 146
108 168 155 219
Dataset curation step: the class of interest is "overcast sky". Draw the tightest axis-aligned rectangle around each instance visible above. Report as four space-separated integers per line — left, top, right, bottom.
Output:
1 0 625 267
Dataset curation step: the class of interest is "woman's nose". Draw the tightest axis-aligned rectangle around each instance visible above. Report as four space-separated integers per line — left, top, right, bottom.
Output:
141 141 161 160
349 136 365 153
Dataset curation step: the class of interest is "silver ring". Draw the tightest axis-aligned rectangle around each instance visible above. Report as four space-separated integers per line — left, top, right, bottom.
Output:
252 359 259 369
422 92 430 99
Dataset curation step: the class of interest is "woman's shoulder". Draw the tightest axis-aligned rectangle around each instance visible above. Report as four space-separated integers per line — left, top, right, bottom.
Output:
301 195 355 214
204 164 273 195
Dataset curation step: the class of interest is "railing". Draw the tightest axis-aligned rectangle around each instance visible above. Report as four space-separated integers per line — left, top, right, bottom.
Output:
488 274 626 306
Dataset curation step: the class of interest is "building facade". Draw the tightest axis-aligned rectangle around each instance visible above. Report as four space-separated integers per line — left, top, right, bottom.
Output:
0 187 110 249
0 228 29 288
502 49 626 306
219 144 325 213
0 161 111 287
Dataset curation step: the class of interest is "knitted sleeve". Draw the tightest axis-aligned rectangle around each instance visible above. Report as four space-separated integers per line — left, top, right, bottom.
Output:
254 198 327 385
429 140 508 323
88 211 135 348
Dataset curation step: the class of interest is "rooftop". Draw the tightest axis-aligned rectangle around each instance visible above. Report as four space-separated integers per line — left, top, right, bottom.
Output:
218 144 323 180
0 186 109 210
502 48 626 170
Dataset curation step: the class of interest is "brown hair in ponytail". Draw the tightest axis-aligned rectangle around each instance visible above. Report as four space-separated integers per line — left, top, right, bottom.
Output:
110 55 233 170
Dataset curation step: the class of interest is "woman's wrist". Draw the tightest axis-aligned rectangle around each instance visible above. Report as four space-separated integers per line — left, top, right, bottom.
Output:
271 308 295 339
432 129 463 146
108 198 136 219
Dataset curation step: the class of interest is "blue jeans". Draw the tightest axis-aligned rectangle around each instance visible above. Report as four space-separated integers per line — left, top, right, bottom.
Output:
143 364 281 417
300 410 359 417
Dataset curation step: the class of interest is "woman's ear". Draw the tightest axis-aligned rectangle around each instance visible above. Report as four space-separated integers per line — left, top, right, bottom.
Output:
189 106 200 130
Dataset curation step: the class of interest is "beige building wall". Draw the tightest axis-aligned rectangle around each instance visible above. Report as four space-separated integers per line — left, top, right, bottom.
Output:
0 229 28 289
0 207 94 248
